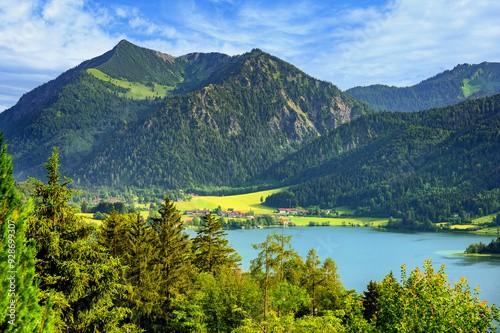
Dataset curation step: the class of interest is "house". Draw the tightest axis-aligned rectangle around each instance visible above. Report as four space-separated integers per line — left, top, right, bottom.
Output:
185 210 195 215
278 219 292 226
277 208 299 214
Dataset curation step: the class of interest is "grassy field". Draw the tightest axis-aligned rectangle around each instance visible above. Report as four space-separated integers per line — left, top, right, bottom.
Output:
287 216 388 227
450 224 479 230
77 213 102 226
472 213 497 225
175 188 283 215
172 188 389 228
87 68 174 100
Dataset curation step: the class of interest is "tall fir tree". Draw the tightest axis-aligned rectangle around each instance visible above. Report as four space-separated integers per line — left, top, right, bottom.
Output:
0 132 55 332
149 196 193 331
27 147 139 332
192 213 239 275
123 213 160 330
98 210 131 259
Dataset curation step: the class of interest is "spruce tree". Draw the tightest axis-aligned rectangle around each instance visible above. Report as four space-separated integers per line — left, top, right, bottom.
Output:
150 196 193 330
123 213 159 329
192 213 239 274
27 148 138 332
98 210 131 259
0 133 54 332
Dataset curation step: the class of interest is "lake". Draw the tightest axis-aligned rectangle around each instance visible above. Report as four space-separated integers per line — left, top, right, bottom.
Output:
187 226 500 307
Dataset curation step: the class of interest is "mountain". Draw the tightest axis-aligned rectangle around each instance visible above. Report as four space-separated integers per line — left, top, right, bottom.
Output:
262 93 500 228
345 62 500 111
0 40 372 187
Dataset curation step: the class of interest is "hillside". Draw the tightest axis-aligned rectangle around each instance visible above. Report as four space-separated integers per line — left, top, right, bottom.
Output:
73 48 372 188
263 94 500 228
346 62 500 111
0 40 371 186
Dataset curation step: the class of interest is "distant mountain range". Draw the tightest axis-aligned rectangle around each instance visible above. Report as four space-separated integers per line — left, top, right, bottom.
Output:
346 62 500 111
0 40 371 187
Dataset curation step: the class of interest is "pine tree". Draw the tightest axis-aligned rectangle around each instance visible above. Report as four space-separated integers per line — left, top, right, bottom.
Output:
0 133 54 332
192 213 239 274
27 147 139 332
150 196 193 330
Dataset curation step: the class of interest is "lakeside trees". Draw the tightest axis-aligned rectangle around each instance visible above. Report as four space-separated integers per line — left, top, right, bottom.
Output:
1 145 499 332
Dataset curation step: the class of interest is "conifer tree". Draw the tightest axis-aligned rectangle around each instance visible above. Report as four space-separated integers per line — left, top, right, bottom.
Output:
98 209 131 258
150 196 193 330
123 213 160 329
192 213 239 274
0 133 54 332
27 148 138 332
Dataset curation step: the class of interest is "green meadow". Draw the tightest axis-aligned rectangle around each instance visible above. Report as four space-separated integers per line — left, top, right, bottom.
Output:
175 188 283 215
87 68 174 99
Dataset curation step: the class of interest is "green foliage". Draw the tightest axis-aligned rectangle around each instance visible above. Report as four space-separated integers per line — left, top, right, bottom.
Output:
346 62 500 111
0 132 55 332
264 94 500 228
465 237 500 254
27 148 137 332
192 213 240 274
373 260 500 332
149 196 194 330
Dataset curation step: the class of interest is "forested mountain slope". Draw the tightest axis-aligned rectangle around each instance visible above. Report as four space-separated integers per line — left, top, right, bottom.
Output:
346 62 500 111
73 49 372 188
263 94 500 227
0 40 371 186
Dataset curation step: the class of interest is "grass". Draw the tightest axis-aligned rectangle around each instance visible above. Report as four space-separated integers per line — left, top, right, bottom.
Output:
461 78 481 98
175 188 284 215
450 224 479 230
77 213 102 226
172 188 389 228
87 68 174 100
454 253 500 258
472 213 497 225
287 216 388 227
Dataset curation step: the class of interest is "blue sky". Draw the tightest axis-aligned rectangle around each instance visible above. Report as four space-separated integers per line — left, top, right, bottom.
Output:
1 0 500 112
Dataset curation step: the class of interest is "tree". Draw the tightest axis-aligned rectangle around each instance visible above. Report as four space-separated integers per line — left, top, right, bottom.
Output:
149 196 194 329
250 232 298 320
27 148 137 332
98 210 130 258
122 213 160 329
362 280 381 322
192 213 239 274
0 132 55 332
301 250 345 316
375 260 500 332
303 249 322 316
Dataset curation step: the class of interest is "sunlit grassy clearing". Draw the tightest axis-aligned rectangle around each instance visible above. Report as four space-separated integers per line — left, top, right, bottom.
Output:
175 188 284 214
87 68 174 99
450 224 478 230
288 216 388 227
472 213 497 225
77 213 102 226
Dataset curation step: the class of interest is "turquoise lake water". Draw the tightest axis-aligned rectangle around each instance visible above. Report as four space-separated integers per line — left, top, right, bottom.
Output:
188 226 500 307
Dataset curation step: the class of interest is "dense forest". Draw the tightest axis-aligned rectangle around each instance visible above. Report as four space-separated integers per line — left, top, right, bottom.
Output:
0 40 371 187
346 62 500 111
1 136 499 332
263 94 500 229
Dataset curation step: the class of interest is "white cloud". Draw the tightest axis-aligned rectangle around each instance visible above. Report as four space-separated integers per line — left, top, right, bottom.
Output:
1 0 500 112
312 0 500 89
